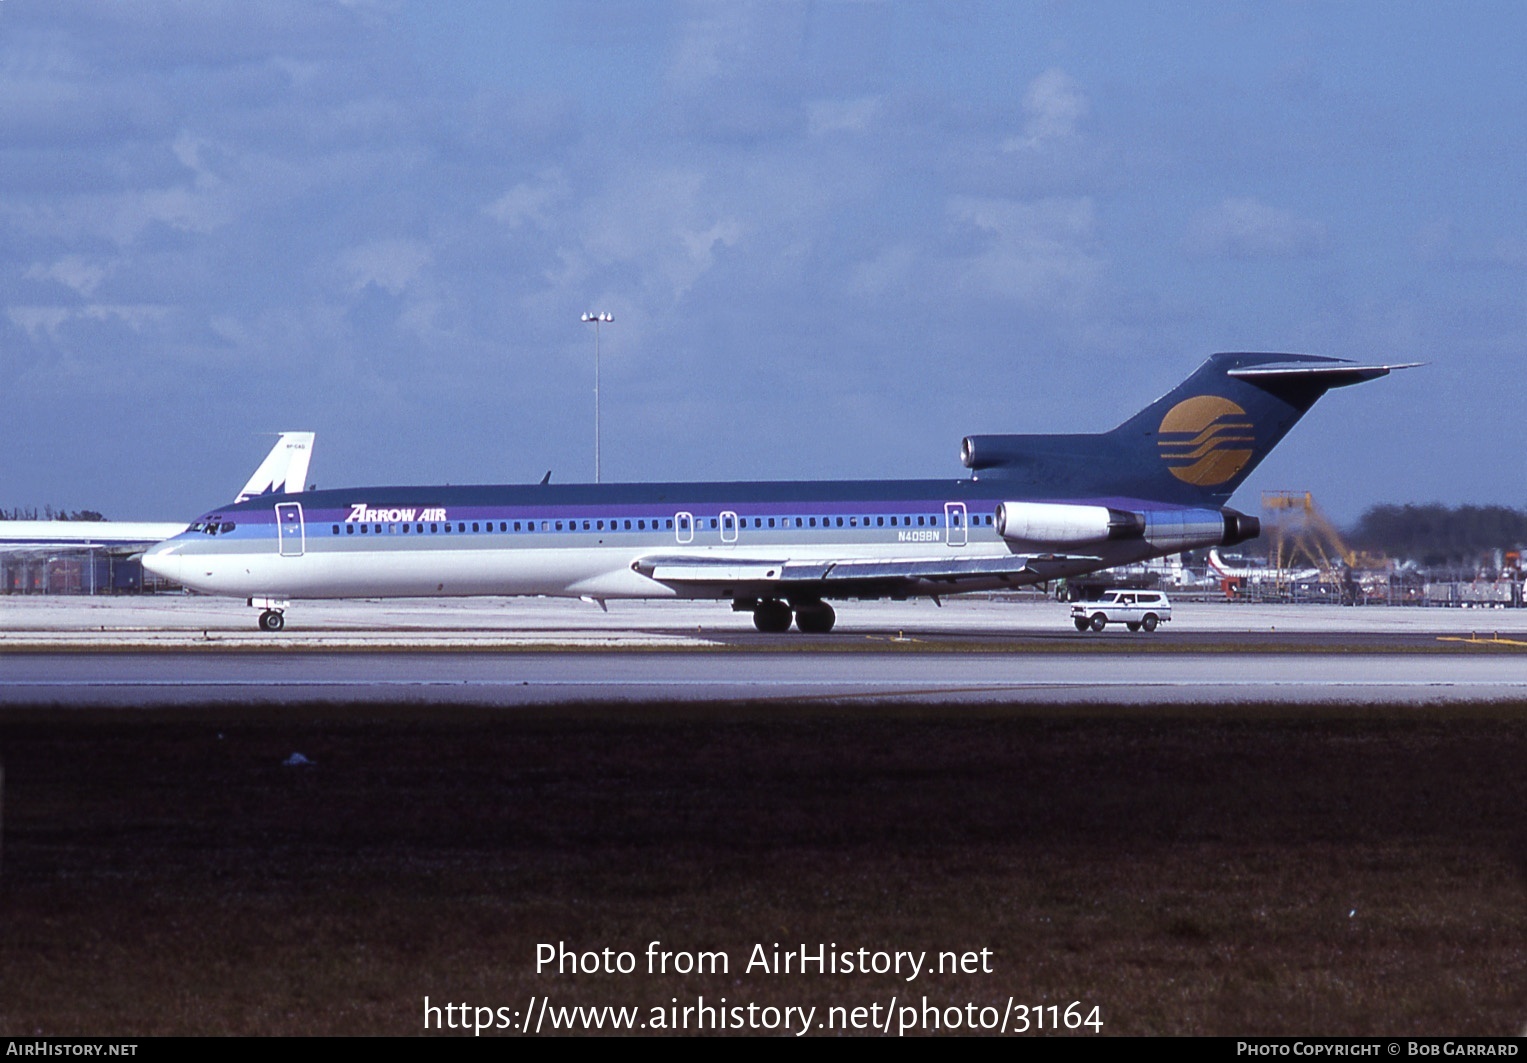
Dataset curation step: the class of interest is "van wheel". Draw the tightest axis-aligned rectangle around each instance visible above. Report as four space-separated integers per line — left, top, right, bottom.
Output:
1126 622 1141 632
1074 617 1089 632
1142 614 1159 632
1089 613 1107 632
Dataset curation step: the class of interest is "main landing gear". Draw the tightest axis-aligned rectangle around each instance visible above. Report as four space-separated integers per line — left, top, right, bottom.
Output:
744 598 837 634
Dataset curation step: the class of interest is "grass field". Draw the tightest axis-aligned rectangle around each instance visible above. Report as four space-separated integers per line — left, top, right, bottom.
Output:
0 701 1523 1036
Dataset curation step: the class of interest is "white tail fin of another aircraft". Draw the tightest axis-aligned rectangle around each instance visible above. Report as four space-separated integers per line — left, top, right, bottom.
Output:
235 432 315 503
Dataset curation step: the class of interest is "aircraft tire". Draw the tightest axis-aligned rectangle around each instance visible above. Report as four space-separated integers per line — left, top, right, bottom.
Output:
258 609 285 633
1126 622 1141 632
1089 613 1107 632
1074 617 1090 632
753 600 793 634
794 602 836 634
1141 614 1159 632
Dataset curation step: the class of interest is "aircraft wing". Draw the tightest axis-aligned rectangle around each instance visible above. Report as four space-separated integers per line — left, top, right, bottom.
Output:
635 552 1099 592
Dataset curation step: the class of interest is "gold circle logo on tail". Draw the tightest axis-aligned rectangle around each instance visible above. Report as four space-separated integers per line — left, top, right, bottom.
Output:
1157 396 1255 486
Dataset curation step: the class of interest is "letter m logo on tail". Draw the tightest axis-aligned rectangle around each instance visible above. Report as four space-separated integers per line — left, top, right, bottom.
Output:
235 432 316 503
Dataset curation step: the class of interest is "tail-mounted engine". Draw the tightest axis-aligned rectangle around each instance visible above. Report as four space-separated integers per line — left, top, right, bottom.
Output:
993 500 1260 550
994 502 1144 544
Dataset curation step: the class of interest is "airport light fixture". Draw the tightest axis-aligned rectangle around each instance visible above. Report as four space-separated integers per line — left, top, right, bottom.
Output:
581 312 614 483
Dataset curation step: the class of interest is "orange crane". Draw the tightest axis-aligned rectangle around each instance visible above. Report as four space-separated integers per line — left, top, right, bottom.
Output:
1261 491 1389 598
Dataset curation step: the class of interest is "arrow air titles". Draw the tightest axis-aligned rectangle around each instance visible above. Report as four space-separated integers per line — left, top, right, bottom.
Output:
346 504 447 523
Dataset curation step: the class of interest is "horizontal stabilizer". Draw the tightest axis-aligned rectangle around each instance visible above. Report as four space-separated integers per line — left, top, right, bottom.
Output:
1226 361 1422 389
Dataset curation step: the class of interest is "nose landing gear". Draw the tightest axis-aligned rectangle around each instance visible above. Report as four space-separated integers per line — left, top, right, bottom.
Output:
249 598 291 633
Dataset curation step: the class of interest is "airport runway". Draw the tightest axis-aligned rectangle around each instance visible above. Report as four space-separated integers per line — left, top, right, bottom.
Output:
4 647 1527 706
6 591 1527 641
3 595 1526 706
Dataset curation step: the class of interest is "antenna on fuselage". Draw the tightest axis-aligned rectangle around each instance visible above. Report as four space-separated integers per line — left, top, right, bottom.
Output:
539 470 552 485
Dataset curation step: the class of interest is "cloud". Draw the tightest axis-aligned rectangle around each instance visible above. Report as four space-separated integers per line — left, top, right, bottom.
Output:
486 171 568 230
339 239 432 295
945 195 1103 310
664 4 765 91
846 244 916 299
25 255 112 296
1004 68 1088 152
807 96 881 137
1 1 1519 519
8 303 167 341
570 166 749 304
7 306 72 339
1183 197 1329 259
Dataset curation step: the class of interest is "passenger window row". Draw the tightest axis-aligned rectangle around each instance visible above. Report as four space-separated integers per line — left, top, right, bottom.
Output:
330 517 681 536
325 512 997 536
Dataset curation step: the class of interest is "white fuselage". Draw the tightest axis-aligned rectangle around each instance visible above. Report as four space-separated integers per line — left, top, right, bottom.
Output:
141 479 1238 606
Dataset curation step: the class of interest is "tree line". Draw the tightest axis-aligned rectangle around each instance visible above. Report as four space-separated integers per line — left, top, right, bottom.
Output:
0 506 107 521
1348 503 1527 567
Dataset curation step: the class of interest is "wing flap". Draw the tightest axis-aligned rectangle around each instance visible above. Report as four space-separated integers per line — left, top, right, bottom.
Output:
645 560 791 584
638 552 1100 588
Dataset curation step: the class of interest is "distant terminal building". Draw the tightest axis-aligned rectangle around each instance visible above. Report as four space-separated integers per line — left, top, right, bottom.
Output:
2 431 315 595
0 521 188 594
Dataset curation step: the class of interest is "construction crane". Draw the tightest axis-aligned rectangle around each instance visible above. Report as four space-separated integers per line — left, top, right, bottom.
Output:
1262 491 1353 577
1260 491 1390 601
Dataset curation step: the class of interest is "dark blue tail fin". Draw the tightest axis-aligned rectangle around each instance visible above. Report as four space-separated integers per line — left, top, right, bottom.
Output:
960 352 1410 506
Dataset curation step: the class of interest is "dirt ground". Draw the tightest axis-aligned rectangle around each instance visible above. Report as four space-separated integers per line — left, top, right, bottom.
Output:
0 701 1523 1036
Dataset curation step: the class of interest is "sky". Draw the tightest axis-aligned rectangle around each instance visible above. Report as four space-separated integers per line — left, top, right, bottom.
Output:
2 0 1524 524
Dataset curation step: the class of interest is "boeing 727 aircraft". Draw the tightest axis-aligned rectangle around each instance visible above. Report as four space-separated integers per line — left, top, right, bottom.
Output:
143 353 1408 632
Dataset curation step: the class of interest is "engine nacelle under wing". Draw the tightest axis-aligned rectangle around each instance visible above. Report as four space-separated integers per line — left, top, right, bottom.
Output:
995 502 1146 544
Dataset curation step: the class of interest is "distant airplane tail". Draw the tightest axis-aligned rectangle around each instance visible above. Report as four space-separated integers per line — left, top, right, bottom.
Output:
1208 547 1320 582
960 353 1416 506
234 432 315 503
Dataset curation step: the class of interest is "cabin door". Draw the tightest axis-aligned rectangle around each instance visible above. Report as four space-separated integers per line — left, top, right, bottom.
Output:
944 502 968 547
275 502 305 557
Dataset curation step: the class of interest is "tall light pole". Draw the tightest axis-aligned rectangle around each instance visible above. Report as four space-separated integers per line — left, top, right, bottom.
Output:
581 311 613 483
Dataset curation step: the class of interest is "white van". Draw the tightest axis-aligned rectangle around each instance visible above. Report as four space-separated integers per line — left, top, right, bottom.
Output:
1071 590 1172 633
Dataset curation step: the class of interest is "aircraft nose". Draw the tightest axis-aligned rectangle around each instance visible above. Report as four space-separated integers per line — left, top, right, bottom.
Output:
141 542 182 584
